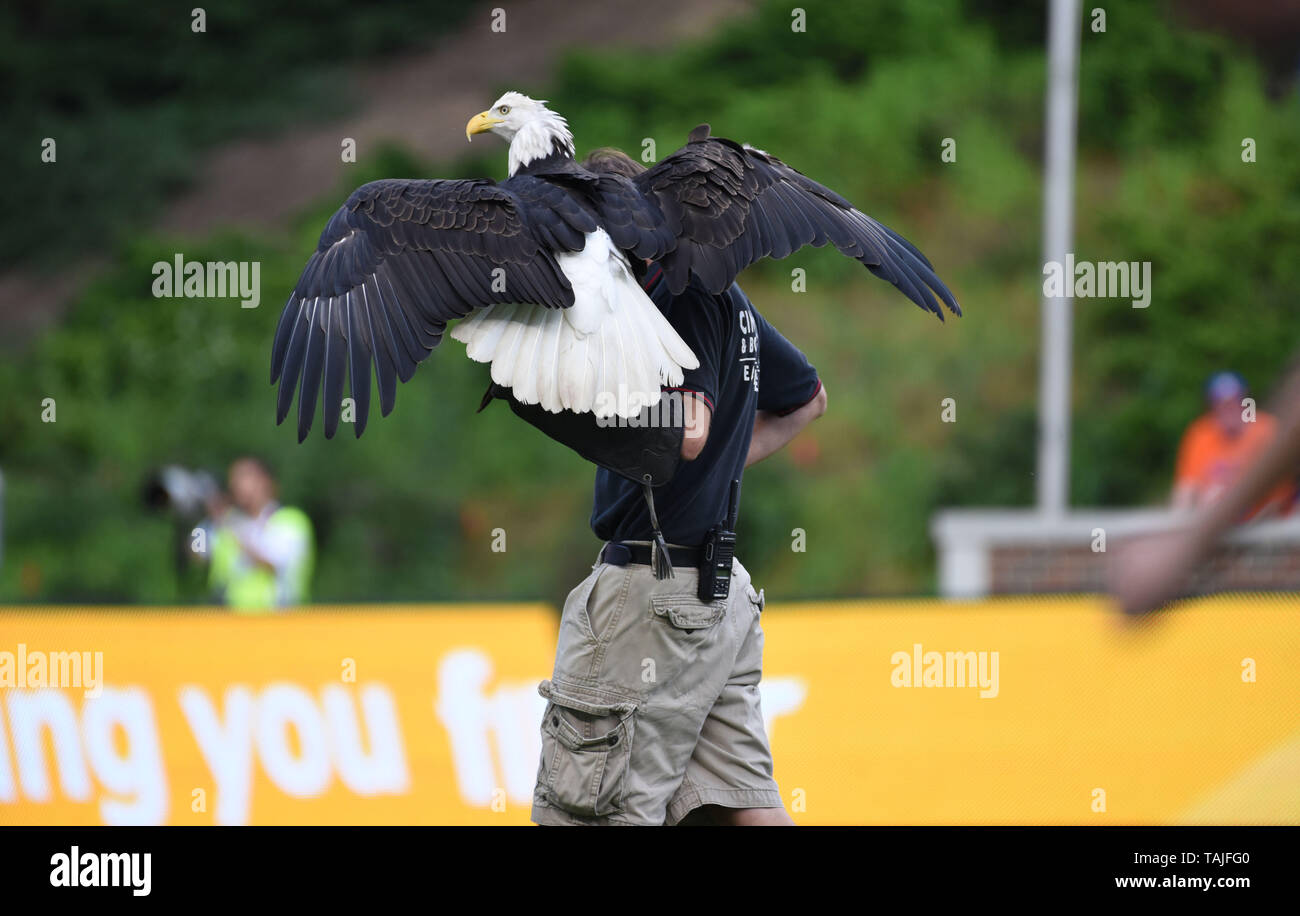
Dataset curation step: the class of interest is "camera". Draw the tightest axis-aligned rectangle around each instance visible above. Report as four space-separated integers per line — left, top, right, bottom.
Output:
141 466 218 517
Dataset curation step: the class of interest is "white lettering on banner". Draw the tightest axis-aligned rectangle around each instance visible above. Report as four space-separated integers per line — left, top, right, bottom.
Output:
759 677 807 742
179 685 254 826
255 684 333 797
7 690 93 804
3 688 166 823
0 695 12 802
322 685 410 795
179 682 409 824
82 688 168 824
1 656 806 821
434 649 544 807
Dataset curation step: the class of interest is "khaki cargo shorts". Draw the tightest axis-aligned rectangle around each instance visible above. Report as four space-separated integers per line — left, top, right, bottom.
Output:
531 547 782 825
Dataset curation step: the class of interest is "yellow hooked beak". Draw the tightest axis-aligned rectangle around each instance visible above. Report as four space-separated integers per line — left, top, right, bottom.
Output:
466 111 502 141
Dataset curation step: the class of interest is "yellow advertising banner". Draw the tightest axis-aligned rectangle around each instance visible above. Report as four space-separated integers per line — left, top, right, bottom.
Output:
1 596 1296 825
0 606 556 826
760 596 1299 825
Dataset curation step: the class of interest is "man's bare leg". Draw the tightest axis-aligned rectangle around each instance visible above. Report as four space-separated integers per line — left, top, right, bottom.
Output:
721 806 796 825
678 804 795 825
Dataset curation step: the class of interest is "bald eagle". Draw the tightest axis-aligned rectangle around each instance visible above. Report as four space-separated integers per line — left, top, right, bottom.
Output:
271 91 959 441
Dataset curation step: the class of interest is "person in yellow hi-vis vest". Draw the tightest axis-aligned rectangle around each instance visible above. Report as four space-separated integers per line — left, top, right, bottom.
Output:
204 457 314 612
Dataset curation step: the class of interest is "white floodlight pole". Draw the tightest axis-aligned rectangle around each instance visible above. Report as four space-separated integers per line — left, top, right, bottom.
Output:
1038 0 1082 517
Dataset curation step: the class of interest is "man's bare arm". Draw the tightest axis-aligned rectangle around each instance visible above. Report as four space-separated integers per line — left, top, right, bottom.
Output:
1112 369 1300 614
746 384 828 468
682 394 712 461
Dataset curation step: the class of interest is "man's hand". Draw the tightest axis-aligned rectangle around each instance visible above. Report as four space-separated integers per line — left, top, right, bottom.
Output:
746 383 827 467
1109 527 1209 616
205 492 231 521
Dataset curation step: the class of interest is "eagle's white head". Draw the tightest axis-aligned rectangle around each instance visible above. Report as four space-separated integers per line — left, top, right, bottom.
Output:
466 92 575 176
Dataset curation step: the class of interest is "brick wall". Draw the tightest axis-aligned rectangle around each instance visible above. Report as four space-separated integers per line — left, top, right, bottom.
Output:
932 509 1300 598
989 541 1300 595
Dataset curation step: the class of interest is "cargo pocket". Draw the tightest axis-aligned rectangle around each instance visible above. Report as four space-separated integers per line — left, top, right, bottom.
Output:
562 566 606 644
537 680 636 817
643 596 727 694
649 595 726 630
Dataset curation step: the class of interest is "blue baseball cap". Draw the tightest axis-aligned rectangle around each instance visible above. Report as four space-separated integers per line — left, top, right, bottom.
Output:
1205 371 1247 404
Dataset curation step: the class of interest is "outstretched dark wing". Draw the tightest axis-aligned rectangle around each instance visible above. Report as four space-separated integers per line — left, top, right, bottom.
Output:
271 177 594 441
629 127 960 318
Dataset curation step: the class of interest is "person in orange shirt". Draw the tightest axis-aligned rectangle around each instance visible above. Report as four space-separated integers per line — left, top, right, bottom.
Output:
1171 371 1294 518
1113 367 1300 614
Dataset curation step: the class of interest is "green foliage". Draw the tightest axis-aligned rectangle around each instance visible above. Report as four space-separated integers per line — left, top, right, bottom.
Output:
2 0 473 267
3 0 1297 601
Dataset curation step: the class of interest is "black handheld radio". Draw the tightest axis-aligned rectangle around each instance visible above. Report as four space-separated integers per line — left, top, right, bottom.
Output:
698 479 740 602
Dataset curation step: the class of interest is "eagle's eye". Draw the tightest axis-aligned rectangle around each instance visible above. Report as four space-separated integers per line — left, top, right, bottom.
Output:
497 105 510 116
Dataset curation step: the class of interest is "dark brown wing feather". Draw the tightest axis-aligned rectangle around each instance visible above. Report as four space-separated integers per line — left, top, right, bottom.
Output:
270 178 593 441
631 131 961 318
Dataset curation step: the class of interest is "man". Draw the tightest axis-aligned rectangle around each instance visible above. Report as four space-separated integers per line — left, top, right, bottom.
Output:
203 457 315 612
529 149 827 827
1113 366 1300 614
1171 371 1293 517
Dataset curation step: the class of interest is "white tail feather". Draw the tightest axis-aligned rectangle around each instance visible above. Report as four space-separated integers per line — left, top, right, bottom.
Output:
510 305 547 405
538 306 563 412
450 229 698 417
460 302 519 362
489 310 528 387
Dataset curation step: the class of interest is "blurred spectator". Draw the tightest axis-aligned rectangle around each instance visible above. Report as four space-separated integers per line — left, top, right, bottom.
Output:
201 457 314 612
1171 371 1294 518
1113 365 1300 614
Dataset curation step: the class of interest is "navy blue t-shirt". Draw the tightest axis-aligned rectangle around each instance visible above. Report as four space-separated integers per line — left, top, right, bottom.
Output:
590 266 822 545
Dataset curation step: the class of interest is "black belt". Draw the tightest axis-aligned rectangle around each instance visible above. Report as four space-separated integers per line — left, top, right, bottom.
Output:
601 541 701 568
